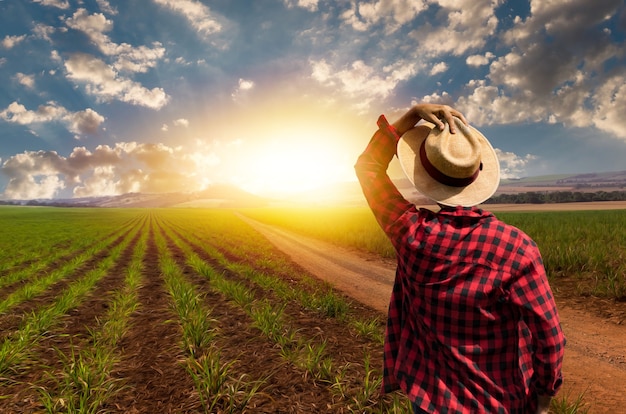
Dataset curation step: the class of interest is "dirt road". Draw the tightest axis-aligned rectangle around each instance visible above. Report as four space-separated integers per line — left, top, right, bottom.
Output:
240 215 626 413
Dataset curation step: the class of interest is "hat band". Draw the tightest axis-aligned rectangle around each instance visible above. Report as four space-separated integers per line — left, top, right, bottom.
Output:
419 140 481 187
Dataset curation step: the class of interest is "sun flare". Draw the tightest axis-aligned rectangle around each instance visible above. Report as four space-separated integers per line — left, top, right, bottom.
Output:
234 118 358 197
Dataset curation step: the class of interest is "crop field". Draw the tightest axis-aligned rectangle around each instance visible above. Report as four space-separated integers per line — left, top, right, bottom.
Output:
0 206 408 413
242 205 626 301
1 205 625 413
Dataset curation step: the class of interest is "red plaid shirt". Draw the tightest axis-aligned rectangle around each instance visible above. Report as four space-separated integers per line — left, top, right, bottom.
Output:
355 116 565 413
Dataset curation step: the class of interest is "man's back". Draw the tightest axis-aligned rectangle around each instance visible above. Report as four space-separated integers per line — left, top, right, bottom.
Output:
386 206 559 412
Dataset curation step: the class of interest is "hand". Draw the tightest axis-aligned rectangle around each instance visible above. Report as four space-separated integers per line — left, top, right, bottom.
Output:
392 103 468 136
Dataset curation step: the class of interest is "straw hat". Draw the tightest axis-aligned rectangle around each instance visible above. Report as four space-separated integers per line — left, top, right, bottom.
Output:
397 117 500 206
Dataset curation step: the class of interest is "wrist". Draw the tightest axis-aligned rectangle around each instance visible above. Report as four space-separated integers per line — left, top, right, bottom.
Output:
393 106 422 136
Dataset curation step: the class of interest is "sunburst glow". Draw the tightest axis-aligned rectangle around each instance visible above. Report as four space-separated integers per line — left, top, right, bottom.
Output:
236 120 356 197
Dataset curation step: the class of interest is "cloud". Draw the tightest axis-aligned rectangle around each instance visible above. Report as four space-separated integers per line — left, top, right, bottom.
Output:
409 0 499 57
341 0 428 33
14 73 36 89
466 52 494 67
67 108 106 135
32 24 57 42
59 9 169 110
152 0 222 38
32 0 70 9
1 151 67 199
283 0 320 12
430 62 448 76
231 78 255 104
592 74 626 138
2 34 27 49
310 58 417 111
64 9 166 74
1 141 221 199
433 0 626 139
173 118 189 127
96 0 118 15
496 149 537 180
0 101 104 137
64 53 169 109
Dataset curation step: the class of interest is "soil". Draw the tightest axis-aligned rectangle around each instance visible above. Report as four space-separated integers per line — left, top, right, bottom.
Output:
2 207 625 413
0 214 389 413
239 214 626 414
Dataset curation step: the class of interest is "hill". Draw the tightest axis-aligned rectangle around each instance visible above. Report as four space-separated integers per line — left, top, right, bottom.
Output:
498 170 626 193
0 184 269 208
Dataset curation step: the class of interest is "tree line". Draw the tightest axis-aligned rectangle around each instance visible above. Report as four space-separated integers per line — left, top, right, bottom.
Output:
484 190 626 204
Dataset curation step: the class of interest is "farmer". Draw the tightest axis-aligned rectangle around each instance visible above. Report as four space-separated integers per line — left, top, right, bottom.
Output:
354 103 565 414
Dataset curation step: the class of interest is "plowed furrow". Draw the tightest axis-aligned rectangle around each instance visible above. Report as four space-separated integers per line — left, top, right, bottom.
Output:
108 224 200 413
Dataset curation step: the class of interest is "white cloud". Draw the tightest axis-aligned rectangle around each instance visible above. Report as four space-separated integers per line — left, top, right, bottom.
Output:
14 73 36 89
152 0 222 37
231 78 255 104
1 34 27 49
452 0 626 139
430 62 448 76
283 0 320 12
64 9 166 74
58 9 170 110
592 74 626 139
466 52 494 67
173 118 189 127
0 101 104 137
409 0 500 56
496 149 537 179
64 53 169 109
68 109 106 136
341 0 428 33
311 58 417 111
1 141 222 199
32 24 56 42
96 0 118 15
32 0 70 9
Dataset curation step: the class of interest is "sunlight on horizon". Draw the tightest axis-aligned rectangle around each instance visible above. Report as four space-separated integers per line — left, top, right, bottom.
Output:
205 98 370 199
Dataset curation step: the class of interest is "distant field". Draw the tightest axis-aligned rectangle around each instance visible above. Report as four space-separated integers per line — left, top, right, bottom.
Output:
486 201 626 211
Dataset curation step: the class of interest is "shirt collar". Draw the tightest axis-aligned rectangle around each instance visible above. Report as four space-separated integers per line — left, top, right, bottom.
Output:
429 204 494 218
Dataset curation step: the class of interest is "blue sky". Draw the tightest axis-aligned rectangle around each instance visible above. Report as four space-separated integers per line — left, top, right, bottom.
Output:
0 0 625 199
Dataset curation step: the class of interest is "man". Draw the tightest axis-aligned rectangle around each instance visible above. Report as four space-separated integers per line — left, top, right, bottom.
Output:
354 103 565 414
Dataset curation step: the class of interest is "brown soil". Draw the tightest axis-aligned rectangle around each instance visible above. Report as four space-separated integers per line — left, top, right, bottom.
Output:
2 207 624 413
0 214 390 413
239 214 626 414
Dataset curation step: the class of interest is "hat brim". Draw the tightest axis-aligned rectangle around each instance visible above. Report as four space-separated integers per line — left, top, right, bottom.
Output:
397 120 500 207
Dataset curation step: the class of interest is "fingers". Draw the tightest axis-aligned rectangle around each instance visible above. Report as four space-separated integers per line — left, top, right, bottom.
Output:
419 104 468 134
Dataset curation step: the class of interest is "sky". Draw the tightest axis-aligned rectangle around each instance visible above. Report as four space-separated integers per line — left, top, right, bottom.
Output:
0 0 625 200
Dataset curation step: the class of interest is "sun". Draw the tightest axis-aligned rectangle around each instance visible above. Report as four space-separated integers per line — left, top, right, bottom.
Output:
233 116 359 198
